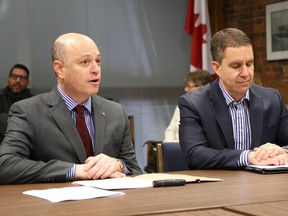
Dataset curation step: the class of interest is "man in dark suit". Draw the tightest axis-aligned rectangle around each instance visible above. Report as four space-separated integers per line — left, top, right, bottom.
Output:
179 28 288 170
0 33 142 184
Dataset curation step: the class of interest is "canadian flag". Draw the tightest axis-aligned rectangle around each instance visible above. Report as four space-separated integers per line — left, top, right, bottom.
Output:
185 0 213 74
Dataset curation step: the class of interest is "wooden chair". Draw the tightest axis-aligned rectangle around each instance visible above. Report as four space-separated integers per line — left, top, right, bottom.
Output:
143 140 162 173
128 115 135 146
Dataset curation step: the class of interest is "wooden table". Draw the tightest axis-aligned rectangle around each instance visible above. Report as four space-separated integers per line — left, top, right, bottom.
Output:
0 170 287 216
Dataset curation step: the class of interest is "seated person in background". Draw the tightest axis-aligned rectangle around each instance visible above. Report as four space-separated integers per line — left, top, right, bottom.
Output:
253 73 262 85
0 32 142 184
0 64 33 142
164 70 211 142
179 28 288 170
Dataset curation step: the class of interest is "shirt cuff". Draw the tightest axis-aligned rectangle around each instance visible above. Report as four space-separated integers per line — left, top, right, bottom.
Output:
66 164 76 181
119 160 130 175
237 150 251 167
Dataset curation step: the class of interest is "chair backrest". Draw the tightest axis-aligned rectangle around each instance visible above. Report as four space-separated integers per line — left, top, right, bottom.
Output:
144 140 163 173
128 115 135 146
156 142 188 172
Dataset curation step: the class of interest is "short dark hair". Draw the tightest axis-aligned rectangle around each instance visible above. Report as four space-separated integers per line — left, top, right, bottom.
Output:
185 69 211 87
210 28 252 63
9 64 30 79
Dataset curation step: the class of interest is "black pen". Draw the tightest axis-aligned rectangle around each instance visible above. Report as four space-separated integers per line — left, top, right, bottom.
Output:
153 179 186 187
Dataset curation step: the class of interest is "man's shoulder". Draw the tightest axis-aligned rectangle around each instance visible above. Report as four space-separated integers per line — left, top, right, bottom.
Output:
10 91 51 109
92 95 123 109
0 93 5 99
182 82 213 100
250 84 279 97
0 89 7 98
91 95 127 119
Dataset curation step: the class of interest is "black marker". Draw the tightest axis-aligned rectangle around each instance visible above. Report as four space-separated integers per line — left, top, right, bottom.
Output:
153 179 186 187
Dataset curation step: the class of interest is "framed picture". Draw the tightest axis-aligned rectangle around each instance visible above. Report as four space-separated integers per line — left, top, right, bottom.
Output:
266 1 288 61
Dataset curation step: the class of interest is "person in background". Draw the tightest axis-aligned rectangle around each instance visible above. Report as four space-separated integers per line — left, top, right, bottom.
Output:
179 28 288 170
0 32 142 184
253 73 262 85
0 64 33 142
163 70 211 142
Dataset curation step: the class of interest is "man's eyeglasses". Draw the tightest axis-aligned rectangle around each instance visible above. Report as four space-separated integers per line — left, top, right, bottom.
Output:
9 74 28 81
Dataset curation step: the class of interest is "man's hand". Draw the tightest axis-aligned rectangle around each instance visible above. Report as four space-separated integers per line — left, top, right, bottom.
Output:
249 150 288 166
253 143 286 162
75 164 89 180
84 153 126 179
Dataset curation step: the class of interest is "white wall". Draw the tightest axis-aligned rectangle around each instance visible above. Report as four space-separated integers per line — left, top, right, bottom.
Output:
0 0 191 171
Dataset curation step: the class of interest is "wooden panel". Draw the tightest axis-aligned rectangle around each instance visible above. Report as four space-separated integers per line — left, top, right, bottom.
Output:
208 0 225 35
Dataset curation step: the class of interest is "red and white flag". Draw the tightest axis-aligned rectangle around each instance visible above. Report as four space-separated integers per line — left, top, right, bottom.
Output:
185 0 213 74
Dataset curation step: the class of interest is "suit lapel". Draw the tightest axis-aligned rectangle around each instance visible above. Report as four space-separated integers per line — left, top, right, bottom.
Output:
46 87 87 163
91 96 107 155
210 81 235 149
249 87 263 148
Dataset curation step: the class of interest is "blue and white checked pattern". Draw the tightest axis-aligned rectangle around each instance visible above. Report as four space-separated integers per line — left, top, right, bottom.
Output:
219 83 251 166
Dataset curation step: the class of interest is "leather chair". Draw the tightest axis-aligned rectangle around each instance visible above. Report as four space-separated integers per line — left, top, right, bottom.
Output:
156 142 188 172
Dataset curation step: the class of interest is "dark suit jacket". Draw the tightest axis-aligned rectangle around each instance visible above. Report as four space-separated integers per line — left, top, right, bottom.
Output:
178 79 288 170
0 87 142 184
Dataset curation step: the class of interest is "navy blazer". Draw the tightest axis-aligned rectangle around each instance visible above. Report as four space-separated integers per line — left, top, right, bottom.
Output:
178 79 288 169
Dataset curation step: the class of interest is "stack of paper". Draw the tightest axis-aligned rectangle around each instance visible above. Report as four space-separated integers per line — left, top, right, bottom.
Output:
73 177 153 189
23 186 124 203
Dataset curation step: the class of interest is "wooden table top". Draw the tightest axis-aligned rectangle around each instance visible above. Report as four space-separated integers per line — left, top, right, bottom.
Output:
0 170 287 216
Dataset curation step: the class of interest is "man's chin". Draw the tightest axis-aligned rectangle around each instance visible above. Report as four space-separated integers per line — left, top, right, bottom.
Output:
90 88 99 96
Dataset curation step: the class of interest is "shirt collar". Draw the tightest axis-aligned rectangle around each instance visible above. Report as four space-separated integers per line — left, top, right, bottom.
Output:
57 85 92 113
218 82 250 106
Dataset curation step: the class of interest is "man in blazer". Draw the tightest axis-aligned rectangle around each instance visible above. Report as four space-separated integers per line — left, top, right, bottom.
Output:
0 33 142 184
179 28 288 170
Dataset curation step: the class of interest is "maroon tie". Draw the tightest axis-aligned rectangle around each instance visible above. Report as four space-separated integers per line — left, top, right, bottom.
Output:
74 105 94 157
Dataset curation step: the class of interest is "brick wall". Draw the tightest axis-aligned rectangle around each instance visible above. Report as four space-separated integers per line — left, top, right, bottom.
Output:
224 0 288 102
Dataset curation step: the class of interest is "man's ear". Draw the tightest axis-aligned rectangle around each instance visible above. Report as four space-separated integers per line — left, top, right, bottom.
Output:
212 61 221 77
53 60 64 78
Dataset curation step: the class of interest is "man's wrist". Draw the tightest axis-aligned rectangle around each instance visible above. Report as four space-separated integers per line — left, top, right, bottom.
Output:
238 150 251 167
115 158 124 173
67 164 76 181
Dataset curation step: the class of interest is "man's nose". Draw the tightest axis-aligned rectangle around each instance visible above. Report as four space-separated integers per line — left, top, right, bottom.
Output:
92 61 100 73
241 65 250 76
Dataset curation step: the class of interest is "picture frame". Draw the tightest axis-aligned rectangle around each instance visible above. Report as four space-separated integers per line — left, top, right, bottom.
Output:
266 1 288 61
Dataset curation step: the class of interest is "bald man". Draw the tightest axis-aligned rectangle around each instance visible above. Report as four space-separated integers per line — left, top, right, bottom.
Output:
0 33 142 184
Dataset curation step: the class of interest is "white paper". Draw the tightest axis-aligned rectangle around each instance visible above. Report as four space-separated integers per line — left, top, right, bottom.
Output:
23 186 124 203
73 177 153 189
